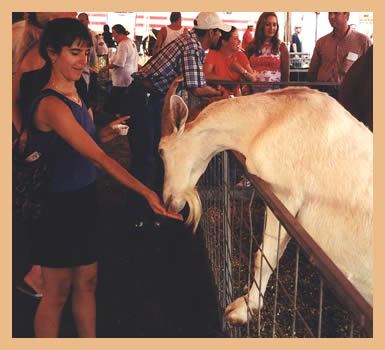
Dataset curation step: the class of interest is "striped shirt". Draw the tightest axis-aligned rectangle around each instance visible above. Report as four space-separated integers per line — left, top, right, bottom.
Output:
132 30 207 94
308 26 372 83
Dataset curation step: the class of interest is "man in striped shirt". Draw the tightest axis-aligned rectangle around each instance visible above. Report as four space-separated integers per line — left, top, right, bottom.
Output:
127 12 231 229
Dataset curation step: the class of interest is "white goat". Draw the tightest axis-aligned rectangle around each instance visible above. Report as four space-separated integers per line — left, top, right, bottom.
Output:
159 78 373 325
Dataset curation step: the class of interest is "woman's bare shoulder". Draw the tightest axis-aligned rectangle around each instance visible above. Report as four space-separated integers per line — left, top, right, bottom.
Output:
36 95 72 117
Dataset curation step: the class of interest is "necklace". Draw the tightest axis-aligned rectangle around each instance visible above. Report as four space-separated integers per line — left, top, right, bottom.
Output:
49 83 81 105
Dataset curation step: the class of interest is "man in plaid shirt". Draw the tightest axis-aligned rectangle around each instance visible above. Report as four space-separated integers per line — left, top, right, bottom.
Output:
132 13 230 96
126 12 231 229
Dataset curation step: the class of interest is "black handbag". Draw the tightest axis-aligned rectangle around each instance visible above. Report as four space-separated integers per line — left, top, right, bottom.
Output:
12 142 50 222
12 89 71 222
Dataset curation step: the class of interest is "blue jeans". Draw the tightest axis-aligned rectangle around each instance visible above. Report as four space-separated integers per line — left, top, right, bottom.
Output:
125 85 166 223
129 93 165 187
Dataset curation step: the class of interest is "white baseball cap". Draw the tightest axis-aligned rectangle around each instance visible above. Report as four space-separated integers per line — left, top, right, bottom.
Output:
193 12 231 32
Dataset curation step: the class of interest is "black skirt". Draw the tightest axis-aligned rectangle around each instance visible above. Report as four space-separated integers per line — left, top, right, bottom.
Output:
29 181 99 268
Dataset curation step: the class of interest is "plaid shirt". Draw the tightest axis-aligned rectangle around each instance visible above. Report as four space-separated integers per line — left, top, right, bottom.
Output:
132 30 207 94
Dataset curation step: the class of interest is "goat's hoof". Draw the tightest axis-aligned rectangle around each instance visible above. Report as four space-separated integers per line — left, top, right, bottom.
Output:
224 295 261 326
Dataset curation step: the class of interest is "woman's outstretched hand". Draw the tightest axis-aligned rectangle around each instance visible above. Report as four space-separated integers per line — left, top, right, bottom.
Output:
98 115 131 143
146 190 183 221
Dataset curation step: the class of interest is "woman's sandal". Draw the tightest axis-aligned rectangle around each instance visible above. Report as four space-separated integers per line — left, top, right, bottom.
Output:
16 282 43 299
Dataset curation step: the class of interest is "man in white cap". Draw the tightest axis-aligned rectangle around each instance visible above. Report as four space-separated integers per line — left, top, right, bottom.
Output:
126 12 231 229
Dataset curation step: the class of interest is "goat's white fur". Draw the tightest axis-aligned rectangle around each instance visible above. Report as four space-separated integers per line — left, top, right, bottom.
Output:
159 86 373 325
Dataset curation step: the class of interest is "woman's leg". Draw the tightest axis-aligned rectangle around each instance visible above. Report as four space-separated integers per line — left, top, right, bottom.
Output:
34 267 72 337
71 262 98 338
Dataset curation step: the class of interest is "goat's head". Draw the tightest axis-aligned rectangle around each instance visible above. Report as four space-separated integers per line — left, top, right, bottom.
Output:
160 77 207 232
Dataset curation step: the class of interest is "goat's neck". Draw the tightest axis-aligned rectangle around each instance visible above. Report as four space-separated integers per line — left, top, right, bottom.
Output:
190 114 252 163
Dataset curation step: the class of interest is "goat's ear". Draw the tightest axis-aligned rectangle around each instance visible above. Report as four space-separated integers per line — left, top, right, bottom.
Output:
170 95 189 135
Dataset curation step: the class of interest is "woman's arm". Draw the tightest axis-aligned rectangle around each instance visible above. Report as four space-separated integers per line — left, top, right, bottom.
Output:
12 70 23 134
34 97 182 220
280 42 290 82
229 61 257 81
229 52 257 81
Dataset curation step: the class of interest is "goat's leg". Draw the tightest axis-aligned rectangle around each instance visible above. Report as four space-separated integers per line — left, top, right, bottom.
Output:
225 207 291 325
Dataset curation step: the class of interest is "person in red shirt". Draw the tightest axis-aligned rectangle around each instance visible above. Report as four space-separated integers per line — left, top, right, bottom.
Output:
242 22 254 49
204 26 256 96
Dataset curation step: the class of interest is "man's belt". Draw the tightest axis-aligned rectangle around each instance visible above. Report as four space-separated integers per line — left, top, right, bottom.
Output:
132 79 164 96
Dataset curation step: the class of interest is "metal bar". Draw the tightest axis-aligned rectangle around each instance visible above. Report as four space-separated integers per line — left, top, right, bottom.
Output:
318 276 324 338
258 207 267 337
246 189 255 337
223 151 233 331
292 245 300 337
272 223 282 337
349 319 354 338
207 79 339 88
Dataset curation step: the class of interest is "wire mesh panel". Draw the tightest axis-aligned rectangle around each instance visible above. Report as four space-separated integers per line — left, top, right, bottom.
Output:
197 151 372 338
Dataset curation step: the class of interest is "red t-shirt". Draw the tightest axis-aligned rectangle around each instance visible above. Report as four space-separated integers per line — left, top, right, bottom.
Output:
205 50 250 95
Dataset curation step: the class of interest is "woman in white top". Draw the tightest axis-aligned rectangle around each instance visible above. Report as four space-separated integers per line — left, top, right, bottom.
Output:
152 12 188 55
100 24 138 116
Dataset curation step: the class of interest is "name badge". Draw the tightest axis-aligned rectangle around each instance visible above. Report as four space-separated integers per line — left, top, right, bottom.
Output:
346 51 359 61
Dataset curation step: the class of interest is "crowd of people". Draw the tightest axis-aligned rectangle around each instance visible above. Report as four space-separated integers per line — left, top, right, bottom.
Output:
12 11 373 338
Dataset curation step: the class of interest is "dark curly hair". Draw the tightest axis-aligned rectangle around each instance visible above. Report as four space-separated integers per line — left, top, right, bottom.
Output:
245 12 281 57
39 17 92 66
112 24 129 36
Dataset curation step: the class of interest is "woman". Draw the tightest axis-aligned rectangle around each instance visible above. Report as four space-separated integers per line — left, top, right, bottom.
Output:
245 12 289 93
29 18 181 338
204 26 256 96
99 24 138 117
